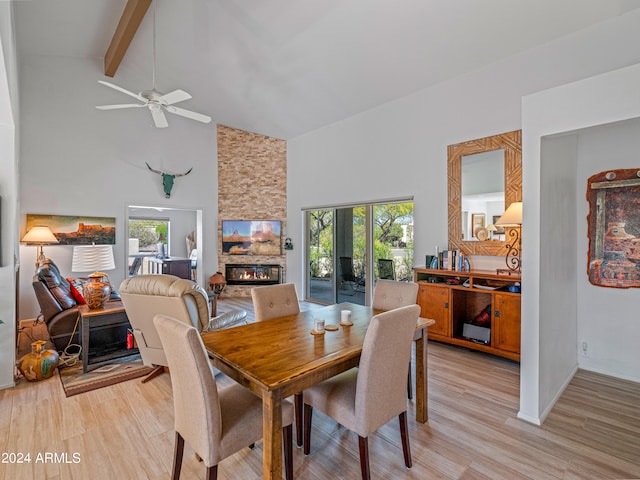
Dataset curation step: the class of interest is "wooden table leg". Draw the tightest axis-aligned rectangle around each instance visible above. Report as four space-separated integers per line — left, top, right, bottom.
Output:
263 390 283 479
415 329 429 423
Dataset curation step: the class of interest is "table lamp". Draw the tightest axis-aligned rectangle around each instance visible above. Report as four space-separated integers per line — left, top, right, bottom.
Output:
72 245 116 309
486 223 497 240
21 226 59 268
495 202 522 275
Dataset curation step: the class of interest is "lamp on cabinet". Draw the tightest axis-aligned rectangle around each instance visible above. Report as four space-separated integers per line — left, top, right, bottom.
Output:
495 202 522 275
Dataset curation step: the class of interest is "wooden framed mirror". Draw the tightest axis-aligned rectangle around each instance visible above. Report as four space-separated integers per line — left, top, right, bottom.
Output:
448 130 522 256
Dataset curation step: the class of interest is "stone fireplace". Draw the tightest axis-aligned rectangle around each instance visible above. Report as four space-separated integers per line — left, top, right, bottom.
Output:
218 125 287 296
225 264 281 286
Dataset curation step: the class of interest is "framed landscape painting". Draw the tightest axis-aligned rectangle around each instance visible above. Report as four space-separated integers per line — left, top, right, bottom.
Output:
26 214 116 245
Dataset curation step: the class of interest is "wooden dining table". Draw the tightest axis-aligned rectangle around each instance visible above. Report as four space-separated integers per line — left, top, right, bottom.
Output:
200 302 434 480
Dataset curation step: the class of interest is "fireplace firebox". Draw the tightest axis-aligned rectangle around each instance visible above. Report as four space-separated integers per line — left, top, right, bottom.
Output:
225 264 281 286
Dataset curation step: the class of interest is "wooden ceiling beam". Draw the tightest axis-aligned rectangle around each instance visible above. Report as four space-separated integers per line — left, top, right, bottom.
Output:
104 0 153 78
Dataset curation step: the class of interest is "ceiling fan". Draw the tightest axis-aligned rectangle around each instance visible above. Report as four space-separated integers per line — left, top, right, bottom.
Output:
96 2 211 128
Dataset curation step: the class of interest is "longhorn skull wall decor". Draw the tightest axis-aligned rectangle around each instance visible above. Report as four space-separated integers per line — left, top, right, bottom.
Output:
146 162 193 198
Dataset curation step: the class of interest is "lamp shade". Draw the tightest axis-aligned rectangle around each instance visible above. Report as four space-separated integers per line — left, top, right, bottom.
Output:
495 202 523 226
72 245 115 273
21 226 59 245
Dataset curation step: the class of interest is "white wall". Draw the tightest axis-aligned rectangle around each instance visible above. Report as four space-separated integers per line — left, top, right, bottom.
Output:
521 62 640 424
576 119 640 380
18 55 219 320
287 8 640 290
538 134 579 417
0 1 19 389
288 10 640 423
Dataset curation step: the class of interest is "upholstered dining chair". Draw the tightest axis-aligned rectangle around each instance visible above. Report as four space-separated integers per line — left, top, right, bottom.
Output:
153 314 294 480
303 304 420 480
251 282 304 446
120 274 247 383
372 279 419 399
251 282 300 322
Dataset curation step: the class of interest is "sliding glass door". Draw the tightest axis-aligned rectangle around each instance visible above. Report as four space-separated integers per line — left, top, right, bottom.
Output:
305 199 413 305
307 209 334 303
372 202 414 283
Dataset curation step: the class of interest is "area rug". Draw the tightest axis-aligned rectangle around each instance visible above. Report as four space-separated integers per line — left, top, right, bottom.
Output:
59 357 153 397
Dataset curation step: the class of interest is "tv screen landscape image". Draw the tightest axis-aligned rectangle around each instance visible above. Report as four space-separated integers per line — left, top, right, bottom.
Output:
221 220 282 255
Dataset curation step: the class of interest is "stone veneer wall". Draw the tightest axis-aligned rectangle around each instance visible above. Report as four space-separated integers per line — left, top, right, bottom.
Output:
217 125 287 297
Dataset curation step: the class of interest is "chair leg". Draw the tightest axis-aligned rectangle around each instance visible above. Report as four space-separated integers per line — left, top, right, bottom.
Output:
205 465 218 480
399 411 412 468
283 424 293 480
172 432 185 480
358 436 371 480
303 403 313 455
407 362 413 400
141 365 165 384
295 392 303 447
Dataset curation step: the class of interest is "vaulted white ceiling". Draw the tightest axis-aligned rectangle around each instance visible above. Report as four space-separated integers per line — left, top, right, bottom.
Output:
13 0 640 139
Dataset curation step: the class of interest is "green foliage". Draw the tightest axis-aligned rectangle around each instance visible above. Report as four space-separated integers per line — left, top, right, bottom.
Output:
374 202 413 244
129 219 164 249
309 210 334 278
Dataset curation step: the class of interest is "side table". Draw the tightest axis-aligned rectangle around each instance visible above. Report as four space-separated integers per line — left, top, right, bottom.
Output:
207 291 218 317
79 300 139 373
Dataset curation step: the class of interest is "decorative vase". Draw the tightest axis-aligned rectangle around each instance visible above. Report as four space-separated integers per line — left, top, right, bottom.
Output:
83 272 111 309
17 340 59 382
208 272 227 295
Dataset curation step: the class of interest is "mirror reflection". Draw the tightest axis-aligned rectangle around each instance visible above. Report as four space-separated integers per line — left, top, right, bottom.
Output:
461 150 505 241
126 205 203 286
447 130 522 257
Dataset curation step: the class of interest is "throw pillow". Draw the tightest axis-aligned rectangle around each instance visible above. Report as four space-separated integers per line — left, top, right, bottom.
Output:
66 278 86 305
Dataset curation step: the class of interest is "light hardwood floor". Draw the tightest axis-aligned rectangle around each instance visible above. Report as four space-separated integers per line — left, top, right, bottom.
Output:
1 298 639 479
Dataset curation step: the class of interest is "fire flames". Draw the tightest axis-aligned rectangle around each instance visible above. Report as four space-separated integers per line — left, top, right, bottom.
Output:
239 270 270 281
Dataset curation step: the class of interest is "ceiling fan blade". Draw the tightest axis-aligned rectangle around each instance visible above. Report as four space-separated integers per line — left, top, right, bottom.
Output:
98 80 146 102
150 106 169 128
96 104 146 110
165 105 212 124
158 89 192 105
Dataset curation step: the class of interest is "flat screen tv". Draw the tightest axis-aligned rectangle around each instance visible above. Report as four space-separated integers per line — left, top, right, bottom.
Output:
221 220 282 255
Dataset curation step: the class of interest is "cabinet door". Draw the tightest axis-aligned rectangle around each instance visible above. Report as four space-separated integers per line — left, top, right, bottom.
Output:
493 293 521 353
417 284 450 337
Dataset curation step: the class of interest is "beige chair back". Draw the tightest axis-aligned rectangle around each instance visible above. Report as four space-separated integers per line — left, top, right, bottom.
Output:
372 279 418 311
251 283 300 321
355 304 420 436
153 314 222 466
119 274 211 367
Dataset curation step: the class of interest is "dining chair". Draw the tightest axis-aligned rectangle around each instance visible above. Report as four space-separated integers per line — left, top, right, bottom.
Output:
251 282 300 321
251 282 304 446
372 279 419 399
153 314 294 480
303 304 420 480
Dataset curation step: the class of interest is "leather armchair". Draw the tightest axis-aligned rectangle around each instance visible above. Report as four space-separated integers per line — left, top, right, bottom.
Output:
32 259 81 352
119 274 247 382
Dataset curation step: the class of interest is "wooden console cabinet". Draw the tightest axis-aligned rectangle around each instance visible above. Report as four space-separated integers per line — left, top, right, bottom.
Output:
414 268 521 361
